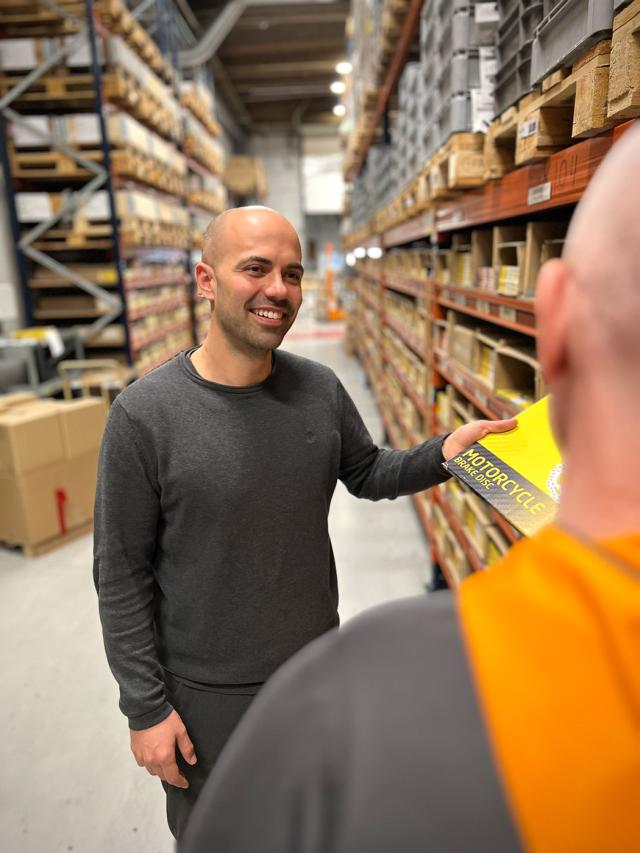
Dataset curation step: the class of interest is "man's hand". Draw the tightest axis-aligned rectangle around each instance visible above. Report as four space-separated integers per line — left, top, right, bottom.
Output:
442 418 517 461
130 710 197 789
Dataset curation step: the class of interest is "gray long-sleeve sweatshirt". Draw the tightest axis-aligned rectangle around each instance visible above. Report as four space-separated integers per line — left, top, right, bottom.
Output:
93 349 449 729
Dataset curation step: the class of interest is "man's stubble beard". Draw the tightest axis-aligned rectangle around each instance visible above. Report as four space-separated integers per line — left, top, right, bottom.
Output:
215 302 296 356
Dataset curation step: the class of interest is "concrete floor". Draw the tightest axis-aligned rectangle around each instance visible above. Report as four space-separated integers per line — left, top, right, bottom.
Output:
0 300 431 852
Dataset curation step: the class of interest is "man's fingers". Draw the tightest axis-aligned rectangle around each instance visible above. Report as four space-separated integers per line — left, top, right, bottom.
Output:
163 759 189 789
483 417 517 434
177 729 197 766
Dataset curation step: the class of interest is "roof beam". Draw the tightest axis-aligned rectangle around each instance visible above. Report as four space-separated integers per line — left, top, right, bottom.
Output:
179 0 338 68
220 37 343 57
229 59 339 79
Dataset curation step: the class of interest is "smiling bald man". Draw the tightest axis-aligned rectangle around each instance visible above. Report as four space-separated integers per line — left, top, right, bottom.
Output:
93 206 514 839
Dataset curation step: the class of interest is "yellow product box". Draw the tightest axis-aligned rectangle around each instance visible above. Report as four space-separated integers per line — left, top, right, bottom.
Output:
444 396 562 536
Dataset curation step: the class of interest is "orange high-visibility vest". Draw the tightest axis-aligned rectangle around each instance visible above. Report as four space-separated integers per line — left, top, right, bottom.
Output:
460 526 640 852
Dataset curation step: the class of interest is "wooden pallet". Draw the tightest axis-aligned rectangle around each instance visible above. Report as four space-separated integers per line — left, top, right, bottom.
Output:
110 149 186 196
0 0 84 36
31 216 189 252
0 70 95 105
33 222 114 251
398 171 430 220
10 147 104 180
95 0 173 84
608 0 640 121
485 40 613 178
103 71 182 143
10 144 185 194
483 90 541 180
180 90 221 137
427 133 486 200
187 190 224 215
1 519 93 558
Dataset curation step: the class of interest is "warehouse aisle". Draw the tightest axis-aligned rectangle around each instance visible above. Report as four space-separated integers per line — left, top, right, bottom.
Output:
0 295 431 853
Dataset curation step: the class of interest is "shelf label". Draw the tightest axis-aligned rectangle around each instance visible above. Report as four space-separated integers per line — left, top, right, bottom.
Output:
475 2 499 22
499 306 517 322
518 118 539 140
476 300 489 313
528 182 552 206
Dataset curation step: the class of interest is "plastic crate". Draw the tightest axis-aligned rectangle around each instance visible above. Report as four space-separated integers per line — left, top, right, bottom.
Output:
530 0 614 84
494 46 535 113
471 1 501 46
494 0 543 112
434 92 474 145
521 0 545 42
437 50 481 100
437 8 475 56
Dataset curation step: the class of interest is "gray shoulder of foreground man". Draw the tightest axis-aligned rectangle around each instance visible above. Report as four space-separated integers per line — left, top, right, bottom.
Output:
181 593 519 853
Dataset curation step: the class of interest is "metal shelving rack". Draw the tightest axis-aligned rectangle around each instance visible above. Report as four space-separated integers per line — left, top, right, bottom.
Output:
0 0 221 376
343 0 640 588
0 0 126 357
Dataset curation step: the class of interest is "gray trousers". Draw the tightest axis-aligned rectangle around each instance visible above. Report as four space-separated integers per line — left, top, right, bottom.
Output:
163 671 261 840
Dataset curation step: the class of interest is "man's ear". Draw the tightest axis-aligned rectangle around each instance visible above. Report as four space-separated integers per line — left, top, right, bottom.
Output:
535 258 570 385
195 262 217 302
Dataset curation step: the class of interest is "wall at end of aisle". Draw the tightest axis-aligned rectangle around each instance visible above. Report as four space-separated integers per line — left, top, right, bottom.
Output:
250 129 305 249
0 172 22 333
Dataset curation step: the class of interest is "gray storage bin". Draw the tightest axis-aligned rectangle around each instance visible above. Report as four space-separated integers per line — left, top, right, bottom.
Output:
470 1 501 46
494 47 535 113
437 50 482 98
435 92 473 145
530 0 614 84
521 0 545 42
494 0 542 112
438 8 474 55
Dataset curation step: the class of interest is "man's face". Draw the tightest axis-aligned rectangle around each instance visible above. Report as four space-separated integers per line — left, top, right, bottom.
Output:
207 215 304 355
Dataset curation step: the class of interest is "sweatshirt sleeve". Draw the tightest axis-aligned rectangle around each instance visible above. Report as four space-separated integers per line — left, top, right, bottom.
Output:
337 381 450 500
93 399 172 730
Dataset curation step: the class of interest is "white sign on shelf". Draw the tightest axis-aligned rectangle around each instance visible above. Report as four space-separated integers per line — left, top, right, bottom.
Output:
528 182 552 206
475 3 499 23
519 118 539 140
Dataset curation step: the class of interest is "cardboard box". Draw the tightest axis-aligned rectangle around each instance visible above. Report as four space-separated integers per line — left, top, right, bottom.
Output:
0 449 98 547
54 399 106 457
0 407 64 476
0 391 36 412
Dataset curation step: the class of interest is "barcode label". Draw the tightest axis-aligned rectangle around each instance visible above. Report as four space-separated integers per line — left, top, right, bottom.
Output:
527 182 552 206
519 118 538 139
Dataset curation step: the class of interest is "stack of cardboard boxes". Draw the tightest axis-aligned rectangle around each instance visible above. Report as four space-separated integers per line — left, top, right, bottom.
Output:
0 393 106 554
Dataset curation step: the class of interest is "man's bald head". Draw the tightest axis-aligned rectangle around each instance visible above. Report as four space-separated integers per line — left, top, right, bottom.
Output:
535 125 640 450
561 125 640 357
202 206 301 269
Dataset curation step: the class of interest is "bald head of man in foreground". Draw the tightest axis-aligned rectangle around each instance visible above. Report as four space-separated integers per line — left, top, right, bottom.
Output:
536 127 640 538
182 127 640 853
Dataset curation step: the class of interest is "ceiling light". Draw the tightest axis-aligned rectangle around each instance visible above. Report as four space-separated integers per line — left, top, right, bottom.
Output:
336 61 352 75
367 247 383 259
353 247 366 258
333 104 346 117
345 253 356 267
330 80 346 95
